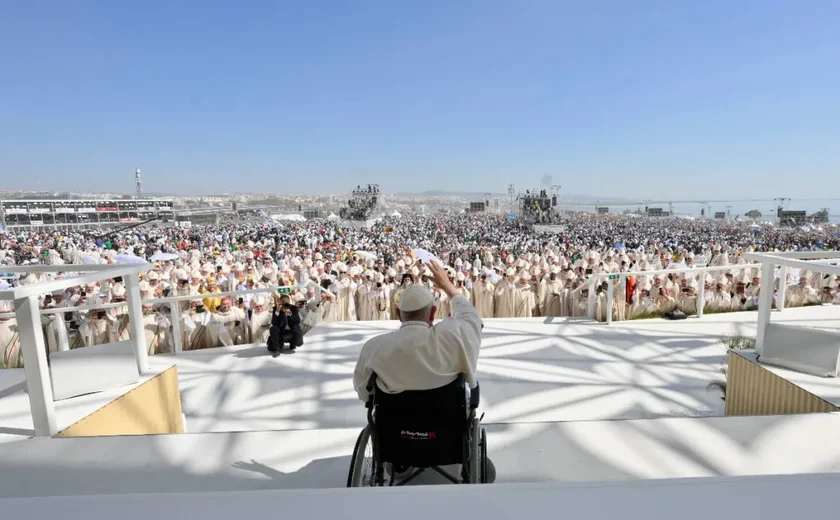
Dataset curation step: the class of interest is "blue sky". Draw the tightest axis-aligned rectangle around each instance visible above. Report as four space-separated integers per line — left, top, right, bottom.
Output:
1 1 838 198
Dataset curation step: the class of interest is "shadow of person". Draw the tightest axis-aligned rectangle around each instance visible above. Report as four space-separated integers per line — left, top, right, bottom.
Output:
233 346 269 358
231 457 496 488
232 459 284 479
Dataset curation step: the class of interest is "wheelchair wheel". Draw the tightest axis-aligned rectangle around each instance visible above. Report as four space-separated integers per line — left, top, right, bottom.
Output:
468 418 481 483
480 427 488 484
347 425 376 487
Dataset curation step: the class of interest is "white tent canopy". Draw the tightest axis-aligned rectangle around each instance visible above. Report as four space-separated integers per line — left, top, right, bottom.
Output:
391 210 401 218
271 214 306 222
326 213 340 221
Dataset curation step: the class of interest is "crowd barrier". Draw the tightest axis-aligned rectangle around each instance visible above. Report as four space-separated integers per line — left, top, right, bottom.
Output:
1 266 335 364
580 252 840 324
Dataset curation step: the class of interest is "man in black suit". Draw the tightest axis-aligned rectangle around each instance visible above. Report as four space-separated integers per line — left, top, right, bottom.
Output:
267 294 303 356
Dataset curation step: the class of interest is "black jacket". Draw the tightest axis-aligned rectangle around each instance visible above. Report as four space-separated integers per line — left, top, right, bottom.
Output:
268 304 303 348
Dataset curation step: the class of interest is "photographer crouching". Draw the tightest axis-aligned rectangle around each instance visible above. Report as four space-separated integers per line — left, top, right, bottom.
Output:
267 293 303 357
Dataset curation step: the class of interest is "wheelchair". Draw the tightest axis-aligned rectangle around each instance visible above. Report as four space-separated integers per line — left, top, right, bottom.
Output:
347 373 488 486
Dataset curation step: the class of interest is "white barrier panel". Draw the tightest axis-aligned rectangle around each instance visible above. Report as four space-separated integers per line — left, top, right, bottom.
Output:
49 340 140 401
533 225 566 233
759 323 840 378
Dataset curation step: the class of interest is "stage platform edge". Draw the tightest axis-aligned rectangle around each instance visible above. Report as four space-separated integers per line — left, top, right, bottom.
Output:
55 365 184 438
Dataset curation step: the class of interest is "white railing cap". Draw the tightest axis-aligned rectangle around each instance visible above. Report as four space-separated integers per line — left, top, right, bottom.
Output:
743 251 840 276
0 264 152 301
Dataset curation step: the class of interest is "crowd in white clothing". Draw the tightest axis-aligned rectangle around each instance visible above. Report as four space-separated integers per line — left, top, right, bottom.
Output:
2 213 839 367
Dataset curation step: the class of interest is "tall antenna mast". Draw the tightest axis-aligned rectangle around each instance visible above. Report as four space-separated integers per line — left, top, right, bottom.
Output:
135 168 142 199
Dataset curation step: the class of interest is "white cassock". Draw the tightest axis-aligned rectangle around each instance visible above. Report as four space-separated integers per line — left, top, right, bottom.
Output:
471 280 495 318
514 283 536 318
250 310 273 344
209 307 248 347
678 294 698 315
655 294 677 314
369 287 391 321
321 297 340 323
0 317 21 368
337 278 357 321
434 290 449 320
356 282 372 321
542 280 564 317
494 281 517 318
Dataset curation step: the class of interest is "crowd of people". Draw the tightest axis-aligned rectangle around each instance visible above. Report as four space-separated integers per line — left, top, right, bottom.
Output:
339 185 380 220
2 212 839 367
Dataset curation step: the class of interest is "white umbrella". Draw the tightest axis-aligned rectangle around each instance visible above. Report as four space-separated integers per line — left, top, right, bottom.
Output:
114 254 151 265
81 255 98 265
150 252 179 262
355 250 377 260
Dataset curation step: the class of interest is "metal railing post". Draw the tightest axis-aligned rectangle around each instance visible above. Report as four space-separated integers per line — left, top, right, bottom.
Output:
15 295 57 436
755 261 775 357
776 266 788 312
619 275 626 322
587 278 596 319
56 312 70 351
124 276 150 373
169 302 183 354
606 278 614 325
696 276 705 319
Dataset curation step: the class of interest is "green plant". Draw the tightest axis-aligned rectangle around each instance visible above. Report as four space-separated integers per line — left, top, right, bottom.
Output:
720 335 756 351
708 335 756 401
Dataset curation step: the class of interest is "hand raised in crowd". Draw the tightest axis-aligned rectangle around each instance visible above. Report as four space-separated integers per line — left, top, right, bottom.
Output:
427 259 457 298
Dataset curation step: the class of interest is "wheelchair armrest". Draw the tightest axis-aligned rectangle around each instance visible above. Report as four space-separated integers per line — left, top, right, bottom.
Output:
365 373 377 409
470 382 480 409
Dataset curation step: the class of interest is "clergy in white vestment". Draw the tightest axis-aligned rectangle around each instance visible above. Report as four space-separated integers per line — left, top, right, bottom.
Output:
514 271 536 318
494 269 517 318
471 272 495 318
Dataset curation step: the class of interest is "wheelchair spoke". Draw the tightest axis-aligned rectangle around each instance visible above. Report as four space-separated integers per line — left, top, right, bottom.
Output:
360 434 375 486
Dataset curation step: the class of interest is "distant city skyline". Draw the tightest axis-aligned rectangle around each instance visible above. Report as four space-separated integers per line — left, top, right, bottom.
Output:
1 2 838 198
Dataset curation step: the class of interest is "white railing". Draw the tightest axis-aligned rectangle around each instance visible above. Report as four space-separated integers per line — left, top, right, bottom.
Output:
0 262 152 437
583 252 840 325
1 278 335 354
742 251 840 356
583 263 762 325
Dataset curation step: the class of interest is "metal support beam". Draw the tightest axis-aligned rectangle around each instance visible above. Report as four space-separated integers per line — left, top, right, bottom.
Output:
124 276 150 373
755 262 775 357
169 302 183 354
15 295 57 436
696 279 705 319
776 266 788 313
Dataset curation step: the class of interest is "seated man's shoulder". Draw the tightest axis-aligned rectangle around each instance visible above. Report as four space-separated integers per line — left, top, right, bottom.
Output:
362 329 399 352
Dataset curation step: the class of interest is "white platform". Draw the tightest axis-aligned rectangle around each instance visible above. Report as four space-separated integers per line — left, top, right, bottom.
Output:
3 306 838 445
0 365 169 444
0 413 838 498
3 472 840 520
156 306 840 435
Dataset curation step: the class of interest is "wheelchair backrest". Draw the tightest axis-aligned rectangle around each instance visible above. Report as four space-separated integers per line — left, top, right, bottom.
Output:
368 374 468 468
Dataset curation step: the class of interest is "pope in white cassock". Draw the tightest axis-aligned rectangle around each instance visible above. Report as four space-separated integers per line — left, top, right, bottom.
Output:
352 260 496 483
